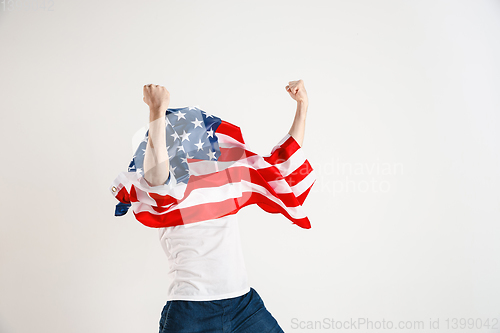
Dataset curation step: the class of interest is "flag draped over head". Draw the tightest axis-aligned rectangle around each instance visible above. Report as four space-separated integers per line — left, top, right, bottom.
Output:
127 106 222 185
110 106 316 229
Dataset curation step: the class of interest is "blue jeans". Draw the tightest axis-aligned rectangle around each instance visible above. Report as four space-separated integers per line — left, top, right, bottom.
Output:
158 287 285 332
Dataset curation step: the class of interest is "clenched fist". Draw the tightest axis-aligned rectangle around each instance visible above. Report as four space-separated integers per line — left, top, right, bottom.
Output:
285 79 308 104
143 84 170 111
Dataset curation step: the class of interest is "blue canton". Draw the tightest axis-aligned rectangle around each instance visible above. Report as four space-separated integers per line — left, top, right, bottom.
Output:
115 106 222 216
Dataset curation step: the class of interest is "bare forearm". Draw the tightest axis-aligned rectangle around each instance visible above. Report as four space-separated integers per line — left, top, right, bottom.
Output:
288 101 308 147
143 108 170 186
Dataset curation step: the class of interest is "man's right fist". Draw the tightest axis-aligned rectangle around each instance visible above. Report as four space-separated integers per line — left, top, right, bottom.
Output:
285 79 308 105
143 84 170 111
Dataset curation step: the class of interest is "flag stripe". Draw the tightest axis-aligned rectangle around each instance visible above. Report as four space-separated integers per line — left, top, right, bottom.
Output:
217 120 245 145
297 182 314 206
291 171 316 197
262 135 300 165
284 159 313 185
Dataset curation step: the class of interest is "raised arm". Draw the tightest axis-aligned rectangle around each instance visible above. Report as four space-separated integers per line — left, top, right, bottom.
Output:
286 79 309 147
143 84 171 187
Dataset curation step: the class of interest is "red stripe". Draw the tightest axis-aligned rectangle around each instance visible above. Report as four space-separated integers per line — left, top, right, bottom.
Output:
284 159 313 187
297 182 314 206
216 120 245 144
263 136 300 165
217 147 257 161
130 185 138 203
115 186 131 204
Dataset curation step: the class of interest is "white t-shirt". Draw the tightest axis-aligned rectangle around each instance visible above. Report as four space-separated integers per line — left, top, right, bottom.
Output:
158 214 250 301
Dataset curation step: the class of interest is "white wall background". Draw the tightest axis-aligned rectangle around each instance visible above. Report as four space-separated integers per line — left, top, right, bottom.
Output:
1 0 500 332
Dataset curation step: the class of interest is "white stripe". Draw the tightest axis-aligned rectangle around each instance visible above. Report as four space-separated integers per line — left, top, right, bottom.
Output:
265 133 291 155
217 133 247 149
186 150 306 178
272 149 307 178
290 170 316 197
267 179 293 193
174 182 243 209
134 186 158 206
130 172 187 198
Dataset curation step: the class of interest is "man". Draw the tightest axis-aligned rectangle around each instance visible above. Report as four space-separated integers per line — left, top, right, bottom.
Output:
115 80 311 332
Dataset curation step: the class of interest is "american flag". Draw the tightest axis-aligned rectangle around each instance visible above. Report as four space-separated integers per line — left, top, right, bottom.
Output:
110 106 316 229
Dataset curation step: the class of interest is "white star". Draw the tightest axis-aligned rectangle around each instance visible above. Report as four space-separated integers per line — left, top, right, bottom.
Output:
194 139 204 151
171 132 180 141
191 118 203 128
165 117 171 126
180 130 191 142
181 152 192 164
177 145 185 152
175 111 186 120
170 165 176 173
136 168 143 174
141 136 148 143
206 149 216 160
142 148 147 155
189 106 197 110
207 128 214 138
203 111 214 118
